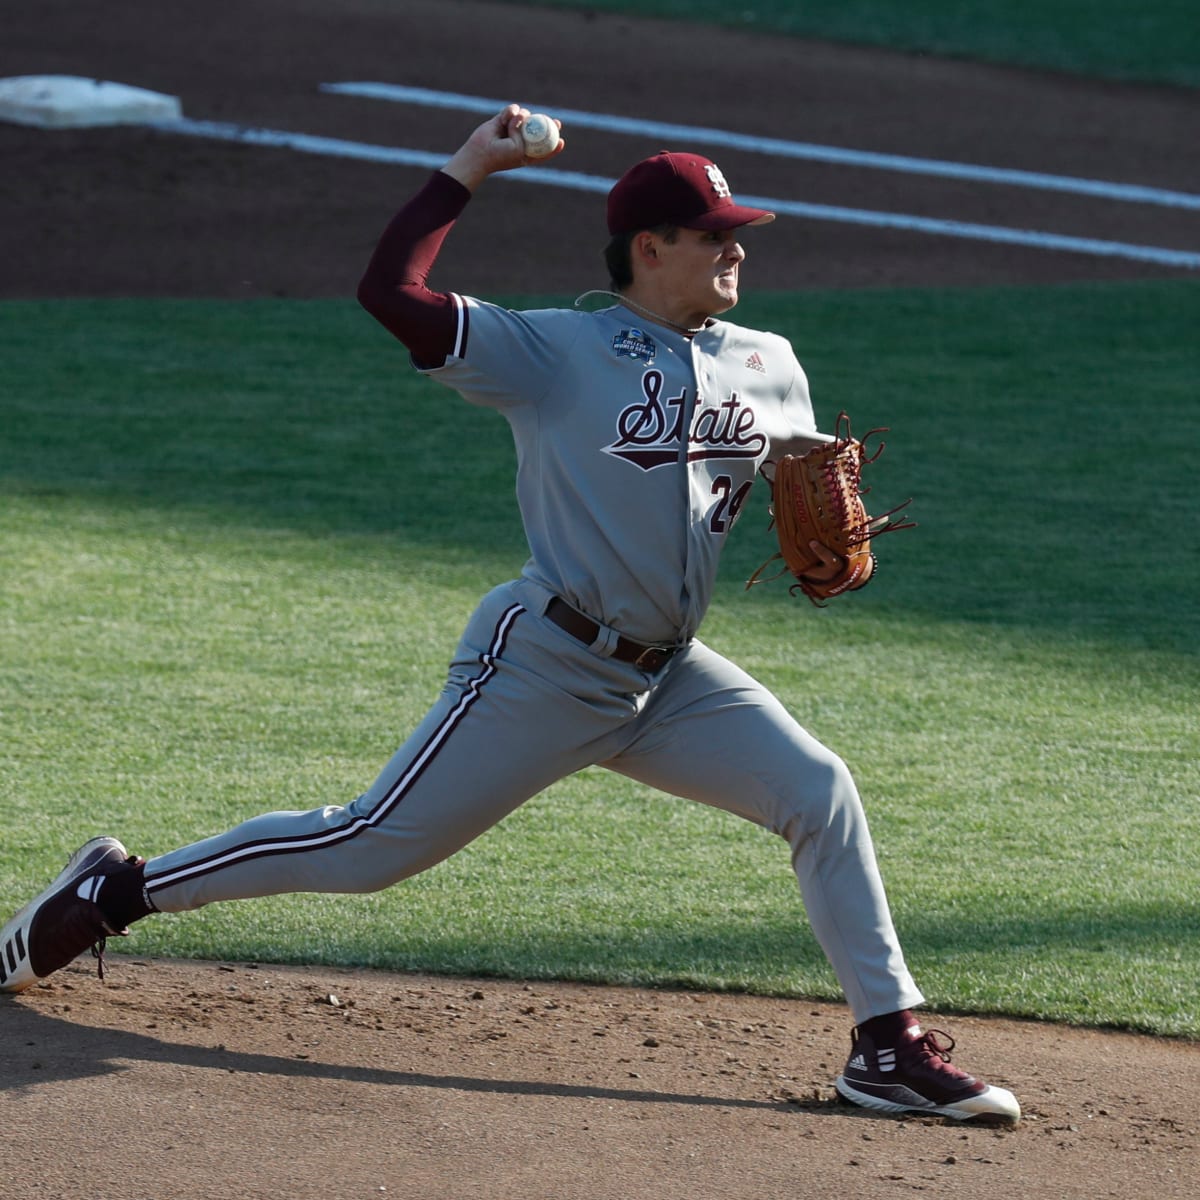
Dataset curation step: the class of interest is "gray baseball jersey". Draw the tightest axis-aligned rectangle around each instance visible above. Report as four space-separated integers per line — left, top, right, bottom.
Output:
430 297 819 644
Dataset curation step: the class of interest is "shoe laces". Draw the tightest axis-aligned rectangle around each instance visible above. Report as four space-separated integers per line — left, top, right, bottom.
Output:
85 854 142 981
90 937 110 981
904 1028 973 1082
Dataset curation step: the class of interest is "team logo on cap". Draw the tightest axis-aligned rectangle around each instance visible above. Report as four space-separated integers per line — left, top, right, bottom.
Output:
612 327 656 364
705 164 732 199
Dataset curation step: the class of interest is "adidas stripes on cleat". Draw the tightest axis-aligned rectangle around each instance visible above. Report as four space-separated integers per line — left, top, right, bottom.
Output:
835 1021 1021 1123
0 837 144 993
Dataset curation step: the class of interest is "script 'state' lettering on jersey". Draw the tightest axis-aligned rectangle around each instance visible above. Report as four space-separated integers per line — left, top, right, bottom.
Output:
603 369 766 470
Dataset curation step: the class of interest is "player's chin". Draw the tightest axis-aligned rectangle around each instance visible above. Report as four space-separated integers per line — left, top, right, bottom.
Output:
711 286 739 314
704 269 732 297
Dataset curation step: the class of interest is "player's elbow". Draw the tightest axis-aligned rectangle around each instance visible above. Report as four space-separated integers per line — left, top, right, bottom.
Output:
356 270 390 321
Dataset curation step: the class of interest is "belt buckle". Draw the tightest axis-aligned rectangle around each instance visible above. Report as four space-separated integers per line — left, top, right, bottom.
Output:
634 644 673 672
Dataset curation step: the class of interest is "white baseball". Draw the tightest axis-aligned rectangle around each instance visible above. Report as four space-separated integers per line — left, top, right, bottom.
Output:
521 113 560 159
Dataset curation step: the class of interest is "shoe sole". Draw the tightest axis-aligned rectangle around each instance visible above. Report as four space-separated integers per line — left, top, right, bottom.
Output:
0 837 129 993
835 1074 1021 1123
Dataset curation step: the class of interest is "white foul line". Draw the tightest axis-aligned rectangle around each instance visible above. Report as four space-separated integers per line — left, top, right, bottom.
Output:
321 82 1200 213
147 117 1200 270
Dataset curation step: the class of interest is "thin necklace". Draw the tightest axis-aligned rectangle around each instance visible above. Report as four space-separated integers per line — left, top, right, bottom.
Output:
574 289 708 337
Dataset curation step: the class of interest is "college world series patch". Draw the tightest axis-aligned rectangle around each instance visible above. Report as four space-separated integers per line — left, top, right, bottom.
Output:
612 327 656 364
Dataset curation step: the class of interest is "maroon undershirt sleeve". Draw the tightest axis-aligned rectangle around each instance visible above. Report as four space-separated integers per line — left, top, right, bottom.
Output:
356 170 473 368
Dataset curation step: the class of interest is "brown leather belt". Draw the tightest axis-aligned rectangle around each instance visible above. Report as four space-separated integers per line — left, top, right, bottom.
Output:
545 597 682 673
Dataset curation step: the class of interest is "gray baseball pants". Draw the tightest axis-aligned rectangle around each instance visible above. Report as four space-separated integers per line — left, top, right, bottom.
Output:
143 577 924 1024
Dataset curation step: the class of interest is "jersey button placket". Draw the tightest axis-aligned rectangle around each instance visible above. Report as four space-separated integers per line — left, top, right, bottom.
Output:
678 343 711 631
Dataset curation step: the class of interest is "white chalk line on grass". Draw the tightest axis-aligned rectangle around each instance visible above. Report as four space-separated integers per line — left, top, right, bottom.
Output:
321 81 1200 213
147 117 1200 270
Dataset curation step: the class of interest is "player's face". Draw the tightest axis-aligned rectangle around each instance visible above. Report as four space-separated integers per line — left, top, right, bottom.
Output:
659 227 746 321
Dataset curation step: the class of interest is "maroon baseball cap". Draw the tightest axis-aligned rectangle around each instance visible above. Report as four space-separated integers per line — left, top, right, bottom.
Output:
606 151 775 235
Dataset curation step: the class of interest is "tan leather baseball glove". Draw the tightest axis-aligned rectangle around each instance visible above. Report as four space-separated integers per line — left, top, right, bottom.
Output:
747 411 915 606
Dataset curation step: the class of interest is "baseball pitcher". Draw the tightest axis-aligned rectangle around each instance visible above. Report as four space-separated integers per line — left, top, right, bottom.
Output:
1 105 1018 1124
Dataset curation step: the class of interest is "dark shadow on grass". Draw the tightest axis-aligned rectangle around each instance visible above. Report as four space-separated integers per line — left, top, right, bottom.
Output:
2 293 1198 652
136 900 1200 1036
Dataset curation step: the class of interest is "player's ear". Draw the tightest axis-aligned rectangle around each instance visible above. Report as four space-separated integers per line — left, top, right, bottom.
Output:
632 231 660 268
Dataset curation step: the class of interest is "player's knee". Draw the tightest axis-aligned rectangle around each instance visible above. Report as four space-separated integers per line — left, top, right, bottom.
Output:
777 751 864 843
821 753 866 824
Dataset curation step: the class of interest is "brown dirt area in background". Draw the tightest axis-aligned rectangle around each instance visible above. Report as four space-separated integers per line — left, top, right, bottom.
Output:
1 2 1198 1197
2 0 1198 297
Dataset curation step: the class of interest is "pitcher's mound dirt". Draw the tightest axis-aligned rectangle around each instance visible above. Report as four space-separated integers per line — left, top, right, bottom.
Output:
3 956 1198 1199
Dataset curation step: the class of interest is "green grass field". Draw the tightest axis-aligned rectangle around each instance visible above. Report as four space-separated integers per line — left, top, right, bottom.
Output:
2 282 1197 1035
3 0 1196 1037
517 0 1200 86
